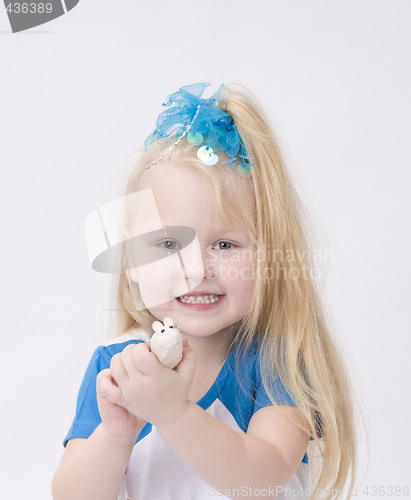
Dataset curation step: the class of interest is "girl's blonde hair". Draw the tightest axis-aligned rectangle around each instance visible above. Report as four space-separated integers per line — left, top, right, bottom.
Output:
109 84 359 500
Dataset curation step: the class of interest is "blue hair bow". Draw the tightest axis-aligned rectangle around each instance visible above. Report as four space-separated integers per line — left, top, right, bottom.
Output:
144 83 253 176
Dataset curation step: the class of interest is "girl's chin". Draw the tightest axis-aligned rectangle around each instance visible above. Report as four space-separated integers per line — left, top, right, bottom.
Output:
174 320 228 340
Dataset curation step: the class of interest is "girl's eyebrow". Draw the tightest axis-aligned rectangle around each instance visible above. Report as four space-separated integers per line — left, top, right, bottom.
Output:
220 227 251 236
212 232 252 242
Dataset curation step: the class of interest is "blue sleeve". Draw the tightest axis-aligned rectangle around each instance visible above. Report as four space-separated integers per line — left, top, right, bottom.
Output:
253 356 297 413
218 345 297 435
253 352 323 441
63 339 143 447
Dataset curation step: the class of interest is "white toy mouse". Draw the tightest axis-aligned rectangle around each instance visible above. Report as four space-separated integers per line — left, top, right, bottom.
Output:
150 317 183 369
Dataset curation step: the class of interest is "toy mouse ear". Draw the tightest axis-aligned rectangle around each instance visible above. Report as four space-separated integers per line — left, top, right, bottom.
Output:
152 321 164 333
163 317 174 328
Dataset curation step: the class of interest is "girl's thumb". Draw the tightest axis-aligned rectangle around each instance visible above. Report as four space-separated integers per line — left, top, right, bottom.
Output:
175 343 196 379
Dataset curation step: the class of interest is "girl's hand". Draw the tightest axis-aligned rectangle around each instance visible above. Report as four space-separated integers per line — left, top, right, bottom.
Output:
104 342 196 429
96 369 147 442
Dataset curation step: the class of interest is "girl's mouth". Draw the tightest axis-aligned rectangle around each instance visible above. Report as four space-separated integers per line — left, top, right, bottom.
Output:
176 294 224 310
178 294 221 304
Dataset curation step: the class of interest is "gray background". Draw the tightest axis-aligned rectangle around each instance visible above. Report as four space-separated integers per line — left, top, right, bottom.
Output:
1 1 410 498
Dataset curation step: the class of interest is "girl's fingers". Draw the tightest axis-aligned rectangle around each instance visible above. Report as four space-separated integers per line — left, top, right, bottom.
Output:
109 352 129 385
132 342 163 375
97 369 122 404
120 343 145 376
174 344 196 381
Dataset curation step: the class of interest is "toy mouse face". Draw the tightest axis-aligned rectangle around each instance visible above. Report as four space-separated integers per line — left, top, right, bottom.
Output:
150 317 183 369
152 316 175 334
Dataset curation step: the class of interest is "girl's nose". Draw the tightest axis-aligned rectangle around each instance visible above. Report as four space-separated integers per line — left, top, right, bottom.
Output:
202 248 217 280
204 264 216 280
180 240 217 285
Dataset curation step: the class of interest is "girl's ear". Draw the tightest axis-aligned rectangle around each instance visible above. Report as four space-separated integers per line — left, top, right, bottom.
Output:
163 317 174 328
152 321 164 334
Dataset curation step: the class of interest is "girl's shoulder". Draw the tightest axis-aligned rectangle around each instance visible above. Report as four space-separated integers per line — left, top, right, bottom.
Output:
88 328 150 367
103 328 151 346
230 339 260 365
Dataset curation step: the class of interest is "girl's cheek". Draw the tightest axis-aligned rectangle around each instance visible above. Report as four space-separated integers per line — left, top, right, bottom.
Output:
219 260 255 285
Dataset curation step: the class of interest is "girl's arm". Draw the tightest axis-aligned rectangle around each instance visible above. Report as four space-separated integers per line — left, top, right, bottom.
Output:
52 425 140 500
157 403 310 498
52 369 145 500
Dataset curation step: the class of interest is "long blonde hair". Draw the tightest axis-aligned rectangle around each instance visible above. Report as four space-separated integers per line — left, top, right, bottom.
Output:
109 84 360 500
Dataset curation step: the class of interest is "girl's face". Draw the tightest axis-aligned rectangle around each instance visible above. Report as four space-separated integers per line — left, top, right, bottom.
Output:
135 161 256 342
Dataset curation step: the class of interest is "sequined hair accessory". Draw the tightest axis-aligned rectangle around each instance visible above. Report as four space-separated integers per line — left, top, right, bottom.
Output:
144 83 253 177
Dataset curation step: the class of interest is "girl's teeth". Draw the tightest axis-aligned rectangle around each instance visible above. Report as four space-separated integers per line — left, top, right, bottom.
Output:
179 295 221 304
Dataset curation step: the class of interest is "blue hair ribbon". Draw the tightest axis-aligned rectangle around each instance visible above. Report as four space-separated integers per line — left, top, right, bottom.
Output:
144 83 253 176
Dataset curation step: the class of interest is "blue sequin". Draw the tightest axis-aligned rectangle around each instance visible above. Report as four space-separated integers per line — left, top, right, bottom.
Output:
197 146 218 166
187 132 204 146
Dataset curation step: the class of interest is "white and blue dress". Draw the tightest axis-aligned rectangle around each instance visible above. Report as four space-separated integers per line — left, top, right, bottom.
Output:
64 331 313 500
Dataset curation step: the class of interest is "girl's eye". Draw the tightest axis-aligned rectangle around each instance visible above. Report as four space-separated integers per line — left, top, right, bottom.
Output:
160 240 179 250
213 241 233 250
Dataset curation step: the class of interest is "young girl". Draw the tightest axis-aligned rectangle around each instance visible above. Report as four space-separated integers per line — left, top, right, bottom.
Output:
52 83 357 500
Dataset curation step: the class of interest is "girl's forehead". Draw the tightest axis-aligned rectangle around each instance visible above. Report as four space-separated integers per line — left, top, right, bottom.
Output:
136 160 256 238
139 161 206 192
138 164 216 213
139 160 253 203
